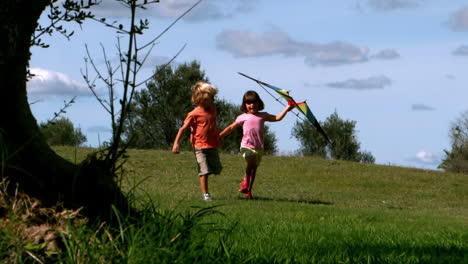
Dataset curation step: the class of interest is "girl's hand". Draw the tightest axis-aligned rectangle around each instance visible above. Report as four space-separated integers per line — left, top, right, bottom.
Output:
172 144 180 154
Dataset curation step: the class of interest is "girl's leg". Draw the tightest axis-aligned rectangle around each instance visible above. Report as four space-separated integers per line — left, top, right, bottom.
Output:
247 166 257 192
240 155 255 193
244 156 257 197
239 173 249 193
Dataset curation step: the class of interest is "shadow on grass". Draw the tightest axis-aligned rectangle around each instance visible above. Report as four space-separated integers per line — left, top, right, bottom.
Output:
238 196 334 205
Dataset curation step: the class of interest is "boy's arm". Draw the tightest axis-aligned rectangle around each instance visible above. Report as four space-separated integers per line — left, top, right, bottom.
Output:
219 121 240 139
266 104 294 122
172 122 190 153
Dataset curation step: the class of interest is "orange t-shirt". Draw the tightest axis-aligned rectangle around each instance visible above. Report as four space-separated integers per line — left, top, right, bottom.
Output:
184 106 220 149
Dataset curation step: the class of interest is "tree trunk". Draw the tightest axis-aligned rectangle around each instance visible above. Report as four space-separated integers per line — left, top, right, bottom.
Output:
0 0 129 219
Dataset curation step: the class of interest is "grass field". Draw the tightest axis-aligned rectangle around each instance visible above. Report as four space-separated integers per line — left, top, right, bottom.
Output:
55 146 468 263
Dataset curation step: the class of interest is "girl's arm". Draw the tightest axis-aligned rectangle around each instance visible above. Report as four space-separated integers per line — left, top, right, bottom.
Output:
172 122 190 153
220 121 241 139
266 104 294 122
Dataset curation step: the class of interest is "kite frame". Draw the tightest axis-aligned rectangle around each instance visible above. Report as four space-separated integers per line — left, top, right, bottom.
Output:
238 72 332 145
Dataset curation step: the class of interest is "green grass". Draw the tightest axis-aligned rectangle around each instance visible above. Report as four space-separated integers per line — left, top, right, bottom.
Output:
53 146 468 263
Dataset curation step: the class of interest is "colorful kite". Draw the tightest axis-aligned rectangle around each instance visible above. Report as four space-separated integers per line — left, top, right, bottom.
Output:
238 72 332 145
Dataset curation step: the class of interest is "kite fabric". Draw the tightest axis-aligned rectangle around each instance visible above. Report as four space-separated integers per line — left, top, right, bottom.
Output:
238 72 332 144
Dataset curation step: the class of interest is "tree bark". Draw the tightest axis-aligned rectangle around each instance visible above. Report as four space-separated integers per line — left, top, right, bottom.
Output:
0 0 129 219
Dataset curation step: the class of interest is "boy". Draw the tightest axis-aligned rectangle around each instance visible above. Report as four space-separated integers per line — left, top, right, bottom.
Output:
172 81 222 201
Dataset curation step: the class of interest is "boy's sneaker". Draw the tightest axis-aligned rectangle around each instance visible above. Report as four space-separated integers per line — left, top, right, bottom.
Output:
239 180 249 193
244 192 252 199
202 193 212 201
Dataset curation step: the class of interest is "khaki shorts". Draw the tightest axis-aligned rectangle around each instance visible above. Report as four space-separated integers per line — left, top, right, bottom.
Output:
240 147 264 166
194 148 222 176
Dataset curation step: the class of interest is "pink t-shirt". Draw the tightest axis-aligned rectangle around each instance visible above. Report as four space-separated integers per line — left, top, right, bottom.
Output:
235 112 270 149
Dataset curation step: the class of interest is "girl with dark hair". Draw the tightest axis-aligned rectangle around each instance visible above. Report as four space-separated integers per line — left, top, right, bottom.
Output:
220 90 293 198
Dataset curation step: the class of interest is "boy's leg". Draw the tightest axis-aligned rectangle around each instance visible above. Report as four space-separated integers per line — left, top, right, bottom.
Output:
195 149 210 194
200 174 212 201
207 149 222 175
200 174 209 194
194 149 215 201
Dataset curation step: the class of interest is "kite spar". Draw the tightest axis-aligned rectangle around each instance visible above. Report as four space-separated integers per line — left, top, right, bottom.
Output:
238 72 332 145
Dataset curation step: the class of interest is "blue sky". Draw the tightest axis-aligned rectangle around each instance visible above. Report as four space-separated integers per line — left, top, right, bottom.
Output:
29 0 468 170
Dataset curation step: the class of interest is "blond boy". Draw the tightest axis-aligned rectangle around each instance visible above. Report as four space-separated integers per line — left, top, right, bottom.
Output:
172 81 222 201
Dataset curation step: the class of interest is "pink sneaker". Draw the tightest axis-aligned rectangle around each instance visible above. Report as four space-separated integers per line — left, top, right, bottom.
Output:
239 179 248 193
244 192 252 199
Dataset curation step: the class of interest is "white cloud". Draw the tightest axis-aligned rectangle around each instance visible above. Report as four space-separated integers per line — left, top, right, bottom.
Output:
413 151 442 166
411 104 435 111
326 75 392 90
143 55 176 68
88 1 129 17
155 0 258 21
371 49 400 60
365 0 419 11
27 68 92 97
216 28 297 57
91 0 258 21
452 45 468 56
216 28 370 67
303 41 370 67
151 0 208 20
448 6 468 31
446 74 456 80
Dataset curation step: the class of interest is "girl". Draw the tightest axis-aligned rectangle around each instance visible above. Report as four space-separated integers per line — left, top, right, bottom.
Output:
220 91 293 198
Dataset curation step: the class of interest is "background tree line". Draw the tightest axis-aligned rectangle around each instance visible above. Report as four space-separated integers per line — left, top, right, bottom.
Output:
292 111 375 163
40 118 87 147
40 58 468 171
42 70 468 172
439 110 468 174
44 60 377 163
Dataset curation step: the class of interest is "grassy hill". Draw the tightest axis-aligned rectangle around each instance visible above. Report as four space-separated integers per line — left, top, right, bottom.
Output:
51 146 468 263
